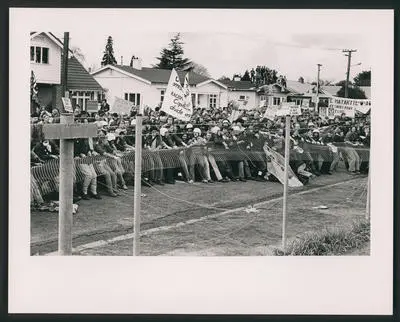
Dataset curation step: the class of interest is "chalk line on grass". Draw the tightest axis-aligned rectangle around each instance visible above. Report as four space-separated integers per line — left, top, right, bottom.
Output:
45 177 365 256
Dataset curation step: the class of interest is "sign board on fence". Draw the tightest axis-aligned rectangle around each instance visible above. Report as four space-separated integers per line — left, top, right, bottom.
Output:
328 97 371 118
263 144 303 188
111 97 134 114
61 97 73 113
86 100 99 112
160 69 193 122
43 123 98 139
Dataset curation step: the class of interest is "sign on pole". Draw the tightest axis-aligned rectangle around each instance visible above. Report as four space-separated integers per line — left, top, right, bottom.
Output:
160 69 193 122
61 97 73 113
43 123 98 139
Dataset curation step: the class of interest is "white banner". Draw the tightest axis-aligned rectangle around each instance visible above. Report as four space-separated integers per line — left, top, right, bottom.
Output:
160 69 193 122
111 97 134 114
263 106 278 121
263 145 303 188
328 97 371 118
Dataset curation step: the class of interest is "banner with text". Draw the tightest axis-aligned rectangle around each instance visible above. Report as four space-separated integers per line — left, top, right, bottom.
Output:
328 97 371 118
263 144 303 188
161 69 193 122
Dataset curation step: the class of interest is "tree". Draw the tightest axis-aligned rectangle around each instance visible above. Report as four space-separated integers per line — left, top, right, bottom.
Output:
337 85 367 99
335 80 349 87
101 36 117 66
218 76 231 82
353 70 371 87
185 61 210 77
298 76 304 84
154 33 191 70
71 46 85 64
241 70 251 81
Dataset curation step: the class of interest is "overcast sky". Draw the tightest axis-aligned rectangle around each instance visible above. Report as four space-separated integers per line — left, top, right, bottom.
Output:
54 30 370 84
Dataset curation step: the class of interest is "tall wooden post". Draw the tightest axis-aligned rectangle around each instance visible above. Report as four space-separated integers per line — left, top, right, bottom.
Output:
58 112 74 255
282 114 291 252
133 114 143 256
366 171 371 221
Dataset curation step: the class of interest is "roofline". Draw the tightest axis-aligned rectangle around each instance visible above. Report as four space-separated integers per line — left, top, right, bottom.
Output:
196 79 228 89
90 65 152 85
30 32 74 55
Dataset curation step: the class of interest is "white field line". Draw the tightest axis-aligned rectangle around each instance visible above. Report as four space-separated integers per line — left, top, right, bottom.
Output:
45 177 363 256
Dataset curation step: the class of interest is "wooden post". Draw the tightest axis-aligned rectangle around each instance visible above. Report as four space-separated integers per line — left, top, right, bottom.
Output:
133 114 143 256
58 112 74 255
366 171 371 221
282 114 291 252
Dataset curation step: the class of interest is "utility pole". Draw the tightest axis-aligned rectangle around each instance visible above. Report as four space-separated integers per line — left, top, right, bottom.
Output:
343 49 357 98
316 64 322 113
62 32 69 106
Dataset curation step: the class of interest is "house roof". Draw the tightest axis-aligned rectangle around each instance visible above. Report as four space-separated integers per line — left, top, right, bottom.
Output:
30 32 73 54
67 57 103 91
219 80 256 91
320 85 341 96
113 65 210 85
285 80 311 95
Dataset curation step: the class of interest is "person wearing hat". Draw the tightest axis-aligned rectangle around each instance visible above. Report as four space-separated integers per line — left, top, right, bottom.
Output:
73 138 102 200
160 127 192 183
343 126 361 174
143 127 164 185
94 129 128 192
188 128 212 183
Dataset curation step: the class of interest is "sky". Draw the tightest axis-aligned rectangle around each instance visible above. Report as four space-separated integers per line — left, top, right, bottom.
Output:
54 30 370 84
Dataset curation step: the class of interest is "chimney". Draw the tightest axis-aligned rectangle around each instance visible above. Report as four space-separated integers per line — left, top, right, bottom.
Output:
132 57 142 70
121 56 123 65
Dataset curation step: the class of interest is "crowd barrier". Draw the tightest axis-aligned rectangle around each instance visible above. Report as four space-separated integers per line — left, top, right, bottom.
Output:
31 142 370 197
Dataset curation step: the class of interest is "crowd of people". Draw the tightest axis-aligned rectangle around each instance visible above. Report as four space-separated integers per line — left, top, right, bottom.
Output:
30 99 370 206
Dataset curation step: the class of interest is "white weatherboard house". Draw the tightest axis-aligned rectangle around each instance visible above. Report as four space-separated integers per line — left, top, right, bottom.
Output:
220 78 258 110
30 32 104 111
91 59 230 110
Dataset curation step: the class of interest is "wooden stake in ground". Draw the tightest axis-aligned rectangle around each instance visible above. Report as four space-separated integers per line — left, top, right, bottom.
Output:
43 115 97 255
282 114 291 252
133 114 143 256
366 170 371 221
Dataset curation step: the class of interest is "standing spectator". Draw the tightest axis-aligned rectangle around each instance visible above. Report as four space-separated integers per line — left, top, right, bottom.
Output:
99 99 110 114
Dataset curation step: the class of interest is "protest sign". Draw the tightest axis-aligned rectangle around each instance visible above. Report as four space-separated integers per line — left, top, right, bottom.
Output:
111 97 134 114
263 144 303 188
86 100 99 112
61 97 73 113
328 97 371 118
263 106 278 121
302 98 310 109
160 69 193 122
276 102 301 117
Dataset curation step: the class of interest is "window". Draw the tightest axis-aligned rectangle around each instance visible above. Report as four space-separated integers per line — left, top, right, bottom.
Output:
30 46 49 64
71 91 94 110
160 90 165 103
260 95 266 101
239 95 246 100
124 93 141 106
209 94 217 108
273 97 281 105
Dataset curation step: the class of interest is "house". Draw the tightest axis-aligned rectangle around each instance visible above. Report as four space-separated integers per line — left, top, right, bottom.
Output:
91 59 229 110
257 80 314 108
219 79 258 110
30 32 104 111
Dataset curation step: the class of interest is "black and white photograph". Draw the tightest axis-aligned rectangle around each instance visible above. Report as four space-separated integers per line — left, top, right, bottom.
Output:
9 8 393 315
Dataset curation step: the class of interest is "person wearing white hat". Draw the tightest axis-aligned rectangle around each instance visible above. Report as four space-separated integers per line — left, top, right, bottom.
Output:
188 128 213 183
